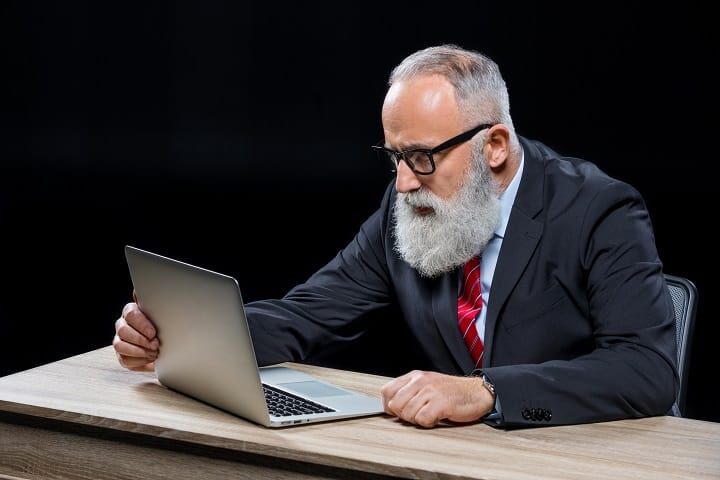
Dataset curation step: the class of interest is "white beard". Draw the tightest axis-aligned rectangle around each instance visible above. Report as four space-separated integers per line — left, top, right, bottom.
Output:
392 143 501 278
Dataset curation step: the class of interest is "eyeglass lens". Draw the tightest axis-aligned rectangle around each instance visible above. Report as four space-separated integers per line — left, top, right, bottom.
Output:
384 150 433 174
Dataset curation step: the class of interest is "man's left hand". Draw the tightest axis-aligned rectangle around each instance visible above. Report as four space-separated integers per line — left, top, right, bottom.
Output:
380 370 495 428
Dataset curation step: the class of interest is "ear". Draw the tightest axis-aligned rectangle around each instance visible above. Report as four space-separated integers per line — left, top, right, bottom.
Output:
484 124 511 169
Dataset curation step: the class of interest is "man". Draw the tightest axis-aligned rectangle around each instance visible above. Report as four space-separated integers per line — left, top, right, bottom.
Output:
114 45 677 428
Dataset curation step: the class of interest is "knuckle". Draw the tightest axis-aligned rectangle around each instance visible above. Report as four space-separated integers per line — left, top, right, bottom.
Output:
414 371 430 385
419 419 434 428
125 309 153 337
125 307 138 324
117 324 135 342
116 354 127 368
121 302 136 318
422 385 435 397
117 324 128 337
416 411 435 428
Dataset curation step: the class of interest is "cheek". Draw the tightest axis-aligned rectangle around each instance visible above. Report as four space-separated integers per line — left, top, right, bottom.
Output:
428 170 465 200
432 150 472 199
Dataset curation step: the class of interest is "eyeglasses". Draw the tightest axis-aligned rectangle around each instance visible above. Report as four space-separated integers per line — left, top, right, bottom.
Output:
371 123 495 175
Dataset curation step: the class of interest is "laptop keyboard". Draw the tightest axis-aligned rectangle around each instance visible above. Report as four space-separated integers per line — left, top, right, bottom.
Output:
262 384 336 417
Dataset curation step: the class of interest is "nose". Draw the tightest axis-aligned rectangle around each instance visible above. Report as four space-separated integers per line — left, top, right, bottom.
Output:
395 160 422 193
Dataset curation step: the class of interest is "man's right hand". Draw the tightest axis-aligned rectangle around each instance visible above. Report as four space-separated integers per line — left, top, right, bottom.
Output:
113 301 159 372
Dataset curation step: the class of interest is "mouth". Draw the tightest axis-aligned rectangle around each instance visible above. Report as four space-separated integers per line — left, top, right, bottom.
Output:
413 206 435 216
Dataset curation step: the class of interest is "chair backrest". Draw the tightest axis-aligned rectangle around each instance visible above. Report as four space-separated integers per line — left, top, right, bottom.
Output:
664 274 698 416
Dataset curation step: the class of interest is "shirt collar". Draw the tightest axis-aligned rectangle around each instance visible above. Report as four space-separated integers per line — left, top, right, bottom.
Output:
495 149 524 239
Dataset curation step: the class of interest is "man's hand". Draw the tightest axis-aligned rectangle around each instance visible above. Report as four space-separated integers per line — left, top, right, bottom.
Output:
113 300 159 372
380 370 495 428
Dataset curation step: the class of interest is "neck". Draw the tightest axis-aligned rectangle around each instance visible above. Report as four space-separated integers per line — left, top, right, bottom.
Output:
492 150 521 194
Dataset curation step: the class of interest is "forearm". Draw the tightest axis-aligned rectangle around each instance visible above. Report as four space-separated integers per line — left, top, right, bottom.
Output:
481 341 677 427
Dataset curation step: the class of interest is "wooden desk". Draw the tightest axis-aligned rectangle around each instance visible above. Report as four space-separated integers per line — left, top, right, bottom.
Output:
0 347 718 480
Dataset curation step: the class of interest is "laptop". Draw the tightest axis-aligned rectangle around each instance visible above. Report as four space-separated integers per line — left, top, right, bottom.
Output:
125 245 384 427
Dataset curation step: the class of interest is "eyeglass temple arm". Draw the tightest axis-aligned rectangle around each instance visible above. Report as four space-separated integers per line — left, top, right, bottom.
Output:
430 123 495 154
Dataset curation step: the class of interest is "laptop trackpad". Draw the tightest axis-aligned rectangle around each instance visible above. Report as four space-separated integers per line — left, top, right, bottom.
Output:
278 381 348 397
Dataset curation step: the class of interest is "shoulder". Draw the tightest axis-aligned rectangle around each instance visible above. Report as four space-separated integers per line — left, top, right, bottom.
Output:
521 137 643 213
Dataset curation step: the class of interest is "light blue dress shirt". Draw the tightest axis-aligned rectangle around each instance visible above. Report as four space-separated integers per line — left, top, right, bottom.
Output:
473 152 524 343
462 151 524 425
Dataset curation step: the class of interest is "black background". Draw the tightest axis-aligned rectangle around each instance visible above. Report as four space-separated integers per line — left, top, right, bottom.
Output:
1 2 717 422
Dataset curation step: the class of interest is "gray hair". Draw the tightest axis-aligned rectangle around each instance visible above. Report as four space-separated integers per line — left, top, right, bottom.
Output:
389 45 519 151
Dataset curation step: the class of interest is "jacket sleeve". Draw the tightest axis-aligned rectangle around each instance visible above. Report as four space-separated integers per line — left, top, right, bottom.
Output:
245 184 395 366
481 181 678 427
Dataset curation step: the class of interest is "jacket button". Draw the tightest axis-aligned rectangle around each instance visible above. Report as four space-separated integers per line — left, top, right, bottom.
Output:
544 410 552 421
522 408 531 420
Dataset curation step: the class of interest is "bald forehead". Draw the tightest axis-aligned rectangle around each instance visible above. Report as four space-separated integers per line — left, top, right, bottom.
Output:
381 75 463 147
383 75 459 122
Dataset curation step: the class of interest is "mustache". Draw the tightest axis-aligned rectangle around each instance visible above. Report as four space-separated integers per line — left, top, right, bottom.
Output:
400 189 445 210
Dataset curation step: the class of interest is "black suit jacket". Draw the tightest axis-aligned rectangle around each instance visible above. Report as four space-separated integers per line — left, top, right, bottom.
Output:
245 136 678 427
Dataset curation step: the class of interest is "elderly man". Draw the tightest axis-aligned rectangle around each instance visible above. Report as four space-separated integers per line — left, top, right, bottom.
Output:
114 45 677 428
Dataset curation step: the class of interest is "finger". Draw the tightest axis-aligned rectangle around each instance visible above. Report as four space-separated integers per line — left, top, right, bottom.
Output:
386 373 428 416
380 372 415 414
117 353 156 369
128 361 155 373
116 317 159 351
399 388 433 422
113 335 158 359
414 402 443 428
380 370 421 410
122 303 158 341
121 301 136 318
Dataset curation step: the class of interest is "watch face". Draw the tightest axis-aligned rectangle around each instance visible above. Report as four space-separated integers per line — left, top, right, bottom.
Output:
480 374 495 395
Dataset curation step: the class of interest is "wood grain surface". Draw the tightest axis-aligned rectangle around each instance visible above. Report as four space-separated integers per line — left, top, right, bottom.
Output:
0 420 354 480
1 347 719 480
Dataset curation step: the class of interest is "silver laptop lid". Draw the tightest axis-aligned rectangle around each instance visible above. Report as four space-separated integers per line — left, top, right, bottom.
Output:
125 245 271 425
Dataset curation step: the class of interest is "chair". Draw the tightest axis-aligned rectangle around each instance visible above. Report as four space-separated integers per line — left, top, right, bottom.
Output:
664 274 698 417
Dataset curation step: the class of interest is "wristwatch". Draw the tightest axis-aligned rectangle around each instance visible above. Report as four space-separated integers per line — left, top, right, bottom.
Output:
470 370 502 423
470 370 496 399
478 373 496 398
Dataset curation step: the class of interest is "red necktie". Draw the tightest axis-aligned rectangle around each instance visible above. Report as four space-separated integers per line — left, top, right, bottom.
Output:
457 256 484 368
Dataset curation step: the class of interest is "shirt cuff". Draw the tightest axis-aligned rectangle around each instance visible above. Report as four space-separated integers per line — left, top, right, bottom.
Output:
483 393 504 426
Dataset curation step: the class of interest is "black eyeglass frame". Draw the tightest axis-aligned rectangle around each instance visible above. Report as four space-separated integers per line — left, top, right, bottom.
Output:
371 123 496 175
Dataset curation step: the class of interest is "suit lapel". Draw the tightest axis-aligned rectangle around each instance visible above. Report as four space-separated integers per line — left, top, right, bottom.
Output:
431 269 475 374
483 138 545 366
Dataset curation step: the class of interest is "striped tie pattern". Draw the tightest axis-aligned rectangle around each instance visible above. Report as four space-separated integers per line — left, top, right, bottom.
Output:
457 256 484 367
